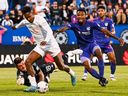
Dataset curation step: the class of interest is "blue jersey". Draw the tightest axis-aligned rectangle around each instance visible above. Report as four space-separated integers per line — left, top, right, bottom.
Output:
93 17 115 46
67 20 101 48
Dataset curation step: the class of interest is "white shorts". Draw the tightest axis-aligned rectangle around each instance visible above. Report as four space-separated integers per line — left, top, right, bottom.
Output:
33 39 61 57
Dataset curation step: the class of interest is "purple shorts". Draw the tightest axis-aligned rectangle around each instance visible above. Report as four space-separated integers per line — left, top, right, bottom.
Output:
100 45 113 54
80 43 101 63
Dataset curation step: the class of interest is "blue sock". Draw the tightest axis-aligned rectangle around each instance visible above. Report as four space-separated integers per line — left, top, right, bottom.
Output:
110 62 116 74
97 59 104 77
84 68 88 74
88 68 100 79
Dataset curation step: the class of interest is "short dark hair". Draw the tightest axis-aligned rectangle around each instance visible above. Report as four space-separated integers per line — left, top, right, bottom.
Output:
13 57 23 66
77 8 86 14
97 5 106 10
21 6 32 14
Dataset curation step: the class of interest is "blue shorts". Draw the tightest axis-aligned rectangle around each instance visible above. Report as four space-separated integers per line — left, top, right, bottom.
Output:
80 43 101 63
100 45 113 54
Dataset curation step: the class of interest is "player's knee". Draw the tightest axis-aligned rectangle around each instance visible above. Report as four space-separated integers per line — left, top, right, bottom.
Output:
109 57 116 64
57 65 65 70
97 55 103 60
24 59 32 66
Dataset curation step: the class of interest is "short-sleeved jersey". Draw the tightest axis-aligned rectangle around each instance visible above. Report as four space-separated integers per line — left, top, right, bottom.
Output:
67 20 101 48
93 17 115 46
15 15 54 45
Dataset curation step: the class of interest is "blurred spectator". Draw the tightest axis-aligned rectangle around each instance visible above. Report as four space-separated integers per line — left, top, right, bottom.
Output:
0 0 9 14
9 10 17 24
0 26 7 44
67 3 75 22
79 0 90 8
0 10 4 25
15 10 23 24
107 2 113 12
125 8 128 23
107 11 114 19
61 4 69 25
124 0 128 9
50 1 62 25
117 0 124 8
15 4 22 11
0 0 127 26
111 0 118 7
31 2 38 15
1 14 14 26
26 0 37 7
100 0 107 9
18 0 27 8
36 0 46 17
116 8 126 24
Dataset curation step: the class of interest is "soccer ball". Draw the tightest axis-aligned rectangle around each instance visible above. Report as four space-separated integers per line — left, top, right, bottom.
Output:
37 81 49 93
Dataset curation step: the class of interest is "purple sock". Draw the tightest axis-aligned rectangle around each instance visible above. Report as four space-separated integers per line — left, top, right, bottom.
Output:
110 62 116 74
88 68 100 79
97 59 104 77
84 68 88 73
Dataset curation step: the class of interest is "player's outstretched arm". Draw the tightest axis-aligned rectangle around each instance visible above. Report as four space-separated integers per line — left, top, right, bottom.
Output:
101 28 124 46
57 27 69 33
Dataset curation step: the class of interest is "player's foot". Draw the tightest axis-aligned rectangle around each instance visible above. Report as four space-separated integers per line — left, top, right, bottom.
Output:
99 77 108 87
24 86 37 92
110 74 116 81
71 75 76 86
81 74 87 81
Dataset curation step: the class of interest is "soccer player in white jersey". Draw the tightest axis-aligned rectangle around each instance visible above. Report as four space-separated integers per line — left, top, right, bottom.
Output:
14 6 76 92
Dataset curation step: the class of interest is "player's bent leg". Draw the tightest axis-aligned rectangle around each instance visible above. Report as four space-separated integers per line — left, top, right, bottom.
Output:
24 50 42 92
54 52 76 86
94 48 104 78
107 52 116 81
82 58 108 86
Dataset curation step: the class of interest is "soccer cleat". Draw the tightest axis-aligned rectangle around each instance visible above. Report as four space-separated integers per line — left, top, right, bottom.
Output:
99 77 108 87
110 74 116 81
81 75 87 81
24 86 37 92
71 75 76 86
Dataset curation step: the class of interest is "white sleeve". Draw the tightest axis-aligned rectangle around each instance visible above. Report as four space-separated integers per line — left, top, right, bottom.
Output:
39 17 53 42
15 20 26 28
5 0 8 11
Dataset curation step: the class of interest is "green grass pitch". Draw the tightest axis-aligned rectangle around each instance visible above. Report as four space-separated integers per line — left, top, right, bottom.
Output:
0 66 128 96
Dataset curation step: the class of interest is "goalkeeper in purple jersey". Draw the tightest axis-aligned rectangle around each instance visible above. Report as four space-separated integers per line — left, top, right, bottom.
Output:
57 8 124 86
82 5 119 81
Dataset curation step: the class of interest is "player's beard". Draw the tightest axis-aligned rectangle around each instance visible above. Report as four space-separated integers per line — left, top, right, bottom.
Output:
100 14 105 20
78 19 85 25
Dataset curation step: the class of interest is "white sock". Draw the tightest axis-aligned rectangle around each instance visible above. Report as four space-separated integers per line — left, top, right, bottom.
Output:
84 73 88 76
69 69 75 76
28 75 37 86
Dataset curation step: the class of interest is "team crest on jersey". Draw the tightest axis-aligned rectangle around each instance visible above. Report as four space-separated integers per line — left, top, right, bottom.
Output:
87 27 90 31
105 23 108 26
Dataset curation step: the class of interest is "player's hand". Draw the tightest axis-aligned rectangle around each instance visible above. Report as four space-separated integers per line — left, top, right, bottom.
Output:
40 41 47 46
17 76 24 85
119 38 124 46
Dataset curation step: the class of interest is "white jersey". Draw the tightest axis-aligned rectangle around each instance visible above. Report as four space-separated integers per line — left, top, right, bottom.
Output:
16 15 54 45
16 15 61 57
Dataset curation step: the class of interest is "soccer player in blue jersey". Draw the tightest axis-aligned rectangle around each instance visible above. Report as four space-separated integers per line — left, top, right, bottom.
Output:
82 5 120 81
57 8 124 86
